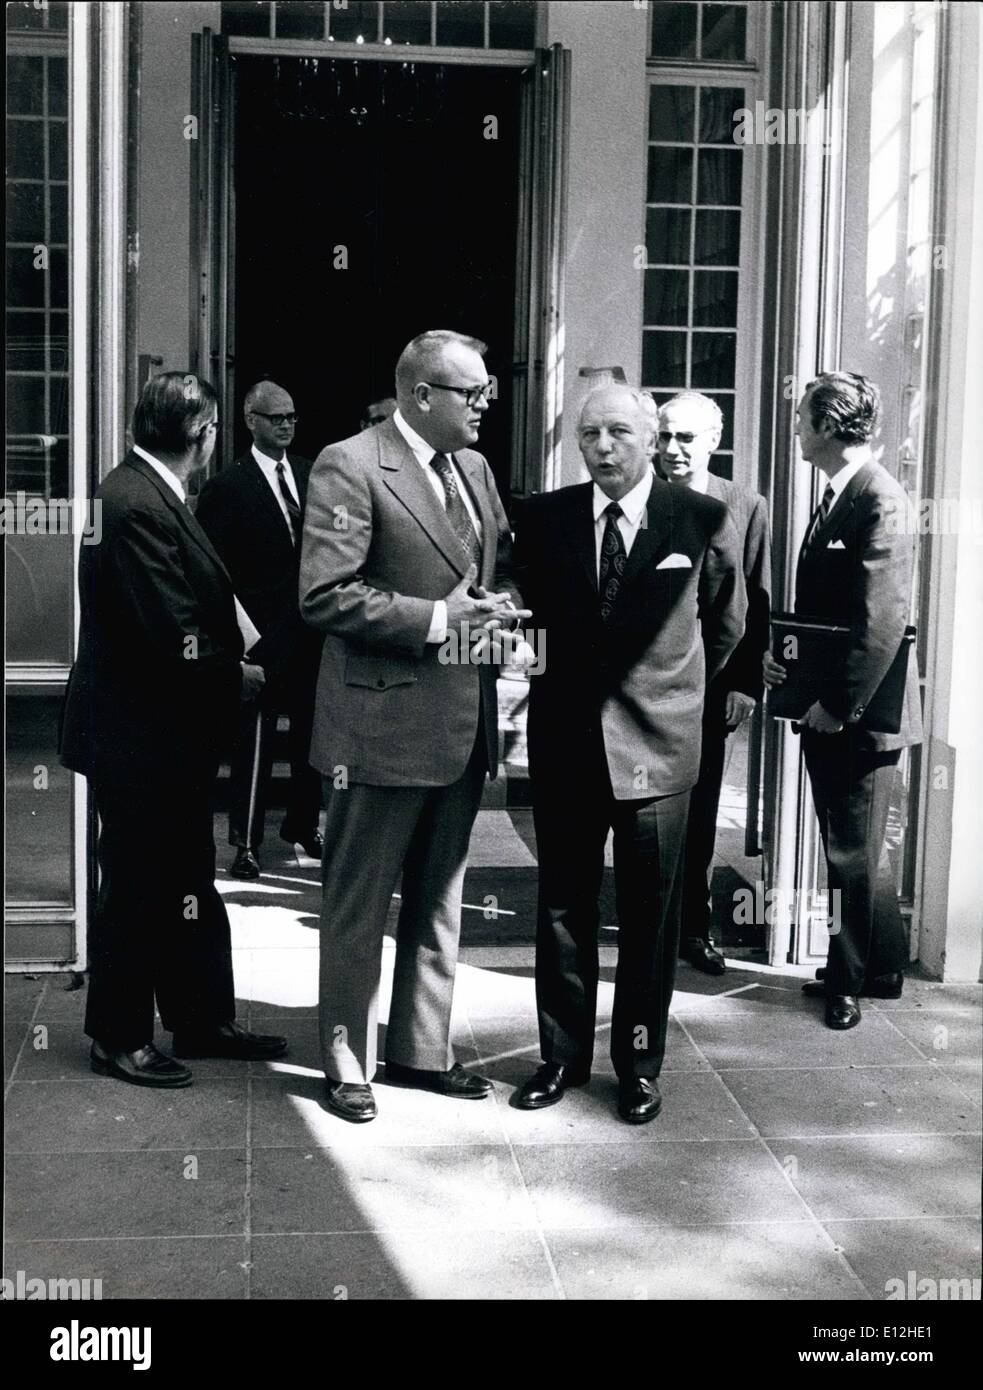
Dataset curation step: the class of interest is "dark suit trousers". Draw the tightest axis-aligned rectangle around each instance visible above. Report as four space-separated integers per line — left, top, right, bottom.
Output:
84 778 236 1050
228 656 321 848
680 681 731 944
317 734 487 1084
533 737 690 1080
802 731 909 995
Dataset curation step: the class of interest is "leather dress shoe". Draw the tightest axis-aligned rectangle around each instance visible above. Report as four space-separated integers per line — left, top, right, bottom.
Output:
325 1080 377 1123
90 1041 192 1088
681 937 726 976
514 1061 590 1110
229 847 261 880
617 1077 662 1124
281 825 324 860
385 1060 492 1098
825 995 861 1030
803 973 903 1001
172 1021 288 1060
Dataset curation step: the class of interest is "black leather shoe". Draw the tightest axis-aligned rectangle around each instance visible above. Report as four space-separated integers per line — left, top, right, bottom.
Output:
385 1060 492 1098
802 979 826 999
825 995 861 1030
617 1077 663 1124
281 825 324 860
681 938 727 976
172 1021 288 1060
90 1041 192 1088
229 848 261 880
514 1061 590 1110
326 1080 377 1123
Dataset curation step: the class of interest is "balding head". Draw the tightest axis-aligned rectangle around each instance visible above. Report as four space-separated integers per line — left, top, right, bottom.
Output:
394 329 491 452
577 385 654 500
243 379 296 459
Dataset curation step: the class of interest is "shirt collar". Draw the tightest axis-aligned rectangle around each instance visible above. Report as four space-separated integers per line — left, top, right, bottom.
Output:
823 456 867 504
592 467 654 525
393 408 445 467
251 443 288 472
132 444 186 503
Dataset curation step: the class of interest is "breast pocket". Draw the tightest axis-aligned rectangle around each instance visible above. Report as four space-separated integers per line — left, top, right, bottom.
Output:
343 653 419 692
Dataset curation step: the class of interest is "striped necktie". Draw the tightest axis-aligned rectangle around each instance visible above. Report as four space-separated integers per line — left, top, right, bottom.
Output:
275 460 301 545
805 482 835 548
429 452 482 569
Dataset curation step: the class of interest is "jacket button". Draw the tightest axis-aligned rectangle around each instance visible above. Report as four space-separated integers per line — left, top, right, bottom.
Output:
377 678 386 689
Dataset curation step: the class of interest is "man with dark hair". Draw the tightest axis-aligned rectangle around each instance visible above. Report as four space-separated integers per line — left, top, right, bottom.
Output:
656 391 771 975
61 371 287 1086
764 371 922 1029
196 379 322 879
300 329 526 1122
360 396 397 431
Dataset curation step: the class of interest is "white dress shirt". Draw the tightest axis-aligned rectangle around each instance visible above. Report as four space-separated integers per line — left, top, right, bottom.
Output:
251 444 300 532
822 455 867 510
392 408 484 643
592 468 655 581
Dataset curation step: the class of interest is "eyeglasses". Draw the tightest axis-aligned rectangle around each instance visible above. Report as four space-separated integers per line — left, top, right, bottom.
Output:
251 411 298 426
657 428 713 445
424 383 493 408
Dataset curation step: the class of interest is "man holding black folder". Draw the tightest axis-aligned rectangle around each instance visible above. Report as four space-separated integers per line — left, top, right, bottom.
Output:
763 372 922 1030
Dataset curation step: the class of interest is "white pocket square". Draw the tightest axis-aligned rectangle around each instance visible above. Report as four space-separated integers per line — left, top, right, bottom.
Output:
826 539 846 549
656 553 692 570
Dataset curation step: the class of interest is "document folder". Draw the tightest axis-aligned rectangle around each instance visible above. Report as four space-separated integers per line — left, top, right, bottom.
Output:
768 613 916 732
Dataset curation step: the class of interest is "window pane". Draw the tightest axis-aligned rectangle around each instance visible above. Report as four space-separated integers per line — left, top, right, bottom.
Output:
691 331 736 388
274 1 326 39
648 85 695 143
644 269 688 327
699 86 746 144
647 145 693 204
646 207 691 265
6 248 45 307
489 1 536 48
221 2 272 36
383 1 431 44
642 331 687 387
7 119 44 178
5 689 74 904
651 2 697 59
329 0 380 41
5 2 46 31
48 2 69 29
48 55 68 116
49 119 68 179
702 4 747 62
50 182 69 243
6 54 44 114
436 1 485 47
709 454 733 480
695 208 740 265
50 247 68 306
6 373 45 432
704 393 735 450
693 269 738 326
6 313 46 372
7 182 45 243
697 147 742 205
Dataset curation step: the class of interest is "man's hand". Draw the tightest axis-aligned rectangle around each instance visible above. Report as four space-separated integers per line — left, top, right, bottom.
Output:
762 651 787 688
240 661 265 703
798 700 844 734
444 567 530 634
724 690 756 729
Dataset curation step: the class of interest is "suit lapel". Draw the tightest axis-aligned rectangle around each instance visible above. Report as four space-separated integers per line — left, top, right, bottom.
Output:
126 454 234 585
377 420 469 579
807 462 874 553
240 452 295 547
619 474 673 590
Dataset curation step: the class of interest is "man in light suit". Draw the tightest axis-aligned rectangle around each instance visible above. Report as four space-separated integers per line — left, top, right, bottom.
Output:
655 392 772 975
196 380 322 880
512 385 746 1122
299 330 526 1122
60 372 287 1086
764 372 921 1029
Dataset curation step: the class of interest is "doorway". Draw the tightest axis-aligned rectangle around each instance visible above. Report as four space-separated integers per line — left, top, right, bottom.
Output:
229 54 522 494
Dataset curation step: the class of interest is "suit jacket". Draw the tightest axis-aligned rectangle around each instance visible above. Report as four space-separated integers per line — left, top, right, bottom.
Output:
705 473 771 702
513 473 747 800
298 417 521 786
794 459 922 751
194 450 316 680
60 451 244 786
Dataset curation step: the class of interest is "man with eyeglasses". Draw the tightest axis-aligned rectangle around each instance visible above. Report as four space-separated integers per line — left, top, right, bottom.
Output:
360 395 397 431
196 379 323 880
299 329 527 1122
655 392 771 976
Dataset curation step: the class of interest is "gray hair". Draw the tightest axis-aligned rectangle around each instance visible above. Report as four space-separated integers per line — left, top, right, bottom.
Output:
658 391 724 432
578 384 654 426
243 379 290 415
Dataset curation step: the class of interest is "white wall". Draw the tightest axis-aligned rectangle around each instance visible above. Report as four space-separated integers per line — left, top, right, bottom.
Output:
545 1 648 485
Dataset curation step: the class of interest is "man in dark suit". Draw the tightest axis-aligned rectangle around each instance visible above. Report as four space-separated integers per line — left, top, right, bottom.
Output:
512 385 746 1123
655 392 772 976
60 372 287 1086
764 372 922 1029
299 330 527 1123
196 380 322 880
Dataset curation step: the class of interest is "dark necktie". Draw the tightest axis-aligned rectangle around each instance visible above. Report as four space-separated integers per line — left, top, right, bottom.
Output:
804 482 835 549
275 460 301 545
598 501 628 622
429 452 482 569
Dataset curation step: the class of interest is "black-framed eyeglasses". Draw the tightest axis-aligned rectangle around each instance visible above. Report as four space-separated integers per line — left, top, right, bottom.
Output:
424 383 493 408
251 411 298 426
657 428 712 445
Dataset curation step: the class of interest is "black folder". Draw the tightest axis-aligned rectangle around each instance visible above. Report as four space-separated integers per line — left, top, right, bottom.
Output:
768 613 916 732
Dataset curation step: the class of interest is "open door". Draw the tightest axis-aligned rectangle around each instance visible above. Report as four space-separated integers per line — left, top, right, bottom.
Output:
511 43 570 498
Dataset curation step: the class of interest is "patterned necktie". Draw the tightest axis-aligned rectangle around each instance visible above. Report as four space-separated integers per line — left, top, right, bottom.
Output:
429 452 482 569
275 460 301 545
805 482 835 549
598 501 628 622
